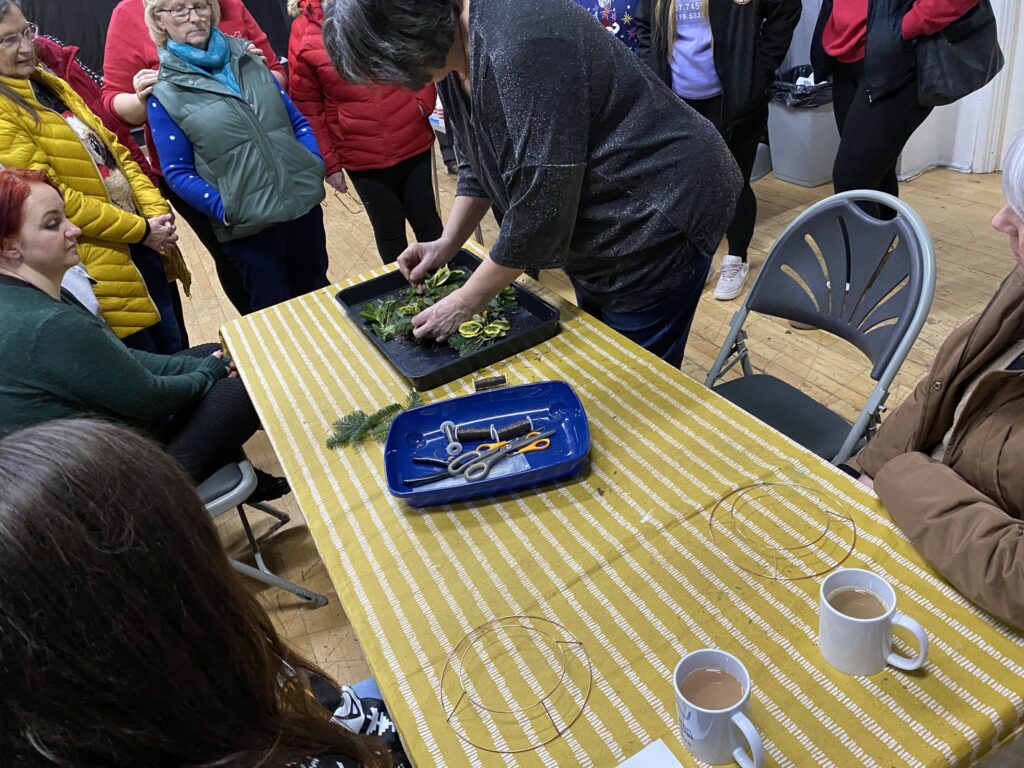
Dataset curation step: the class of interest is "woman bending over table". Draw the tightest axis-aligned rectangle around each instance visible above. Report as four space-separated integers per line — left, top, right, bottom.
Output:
323 0 741 368
847 130 1024 630
0 419 391 767
144 0 330 311
0 168 284 493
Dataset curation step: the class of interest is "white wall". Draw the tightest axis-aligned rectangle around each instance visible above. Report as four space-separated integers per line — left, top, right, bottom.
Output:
782 0 824 73
900 0 1022 177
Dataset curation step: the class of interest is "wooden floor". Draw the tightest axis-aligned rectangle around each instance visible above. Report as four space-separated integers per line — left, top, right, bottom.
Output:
186 151 1010 689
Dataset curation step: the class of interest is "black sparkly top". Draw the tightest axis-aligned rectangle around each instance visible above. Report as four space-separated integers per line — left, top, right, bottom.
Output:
438 0 741 311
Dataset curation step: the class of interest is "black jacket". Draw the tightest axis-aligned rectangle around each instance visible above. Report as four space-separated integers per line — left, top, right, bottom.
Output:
635 0 802 128
811 0 917 102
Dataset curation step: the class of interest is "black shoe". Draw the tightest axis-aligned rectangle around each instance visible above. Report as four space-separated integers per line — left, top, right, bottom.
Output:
249 468 290 503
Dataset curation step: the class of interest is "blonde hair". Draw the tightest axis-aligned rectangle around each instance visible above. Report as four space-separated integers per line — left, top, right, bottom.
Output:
654 0 709 57
289 0 332 18
142 0 223 47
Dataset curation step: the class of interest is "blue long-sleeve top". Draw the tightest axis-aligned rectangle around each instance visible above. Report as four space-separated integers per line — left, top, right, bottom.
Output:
148 82 322 223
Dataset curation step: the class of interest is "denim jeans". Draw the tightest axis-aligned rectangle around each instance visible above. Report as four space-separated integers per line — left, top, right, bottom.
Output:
222 205 330 311
572 248 712 368
122 244 185 354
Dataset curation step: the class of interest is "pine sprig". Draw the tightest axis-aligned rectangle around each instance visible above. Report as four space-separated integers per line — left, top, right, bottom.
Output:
326 392 424 450
448 333 487 358
326 411 368 449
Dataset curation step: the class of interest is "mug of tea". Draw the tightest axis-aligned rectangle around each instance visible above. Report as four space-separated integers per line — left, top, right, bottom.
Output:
819 568 929 676
673 649 764 768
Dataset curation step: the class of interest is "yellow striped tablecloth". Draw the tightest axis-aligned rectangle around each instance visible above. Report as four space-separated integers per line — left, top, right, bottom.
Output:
222 254 1024 768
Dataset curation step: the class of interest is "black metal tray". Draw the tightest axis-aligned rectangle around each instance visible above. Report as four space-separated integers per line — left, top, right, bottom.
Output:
335 251 560 391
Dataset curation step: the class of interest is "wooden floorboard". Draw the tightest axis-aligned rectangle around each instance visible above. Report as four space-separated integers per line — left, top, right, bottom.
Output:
184 154 1008 685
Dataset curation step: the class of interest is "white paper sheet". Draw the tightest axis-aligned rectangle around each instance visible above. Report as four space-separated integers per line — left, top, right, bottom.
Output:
616 739 685 768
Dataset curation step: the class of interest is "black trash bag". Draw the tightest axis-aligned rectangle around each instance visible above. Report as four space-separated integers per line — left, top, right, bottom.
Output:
772 65 833 108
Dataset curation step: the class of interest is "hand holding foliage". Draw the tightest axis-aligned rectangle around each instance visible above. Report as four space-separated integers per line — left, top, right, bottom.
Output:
359 266 519 357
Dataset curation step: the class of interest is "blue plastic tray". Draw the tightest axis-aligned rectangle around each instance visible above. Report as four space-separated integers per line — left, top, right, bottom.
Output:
384 381 590 508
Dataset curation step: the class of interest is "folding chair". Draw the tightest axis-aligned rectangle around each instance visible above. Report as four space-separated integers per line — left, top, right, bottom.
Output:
198 459 328 607
705 190 936 465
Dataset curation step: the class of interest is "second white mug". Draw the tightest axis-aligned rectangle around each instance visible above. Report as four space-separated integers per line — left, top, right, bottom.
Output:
673 649 765 768
819 568 929 676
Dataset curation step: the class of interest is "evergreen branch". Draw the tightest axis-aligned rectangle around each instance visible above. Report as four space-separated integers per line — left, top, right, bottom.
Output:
326 411 370 449
326 392 424 449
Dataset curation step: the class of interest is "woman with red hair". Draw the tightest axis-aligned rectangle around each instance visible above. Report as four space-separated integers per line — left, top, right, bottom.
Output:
0 167 284 496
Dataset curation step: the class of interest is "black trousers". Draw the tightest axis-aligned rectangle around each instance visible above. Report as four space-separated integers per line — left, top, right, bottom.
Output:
831 60 933 212
159 179 253 316
163 343 261 482
347 149 444 265
686 96 767 263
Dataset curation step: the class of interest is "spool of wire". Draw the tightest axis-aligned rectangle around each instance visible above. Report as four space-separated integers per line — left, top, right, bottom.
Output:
454 417 534 443
454 425 492 442
473 375 507 392
491 418 534 442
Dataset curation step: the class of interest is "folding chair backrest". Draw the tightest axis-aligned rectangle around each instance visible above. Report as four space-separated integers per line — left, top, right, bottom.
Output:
745 191 935 381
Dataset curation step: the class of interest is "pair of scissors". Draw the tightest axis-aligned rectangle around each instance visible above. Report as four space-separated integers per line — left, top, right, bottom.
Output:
403 430 555 487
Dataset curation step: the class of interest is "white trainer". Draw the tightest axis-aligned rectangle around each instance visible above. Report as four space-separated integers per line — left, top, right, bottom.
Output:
714 254 749 300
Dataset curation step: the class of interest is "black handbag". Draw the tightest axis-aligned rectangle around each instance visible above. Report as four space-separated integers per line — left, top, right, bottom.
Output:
915 0 1005 107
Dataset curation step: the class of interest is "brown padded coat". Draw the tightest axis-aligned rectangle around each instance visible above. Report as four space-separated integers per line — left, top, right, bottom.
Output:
849 265 1024 630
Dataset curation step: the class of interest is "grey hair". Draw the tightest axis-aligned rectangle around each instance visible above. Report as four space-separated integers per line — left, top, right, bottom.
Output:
322 0 460 88
1003 131 1024 220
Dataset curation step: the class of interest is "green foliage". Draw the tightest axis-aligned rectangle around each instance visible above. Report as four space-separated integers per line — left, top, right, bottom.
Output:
326 410 371 449
326 392 424 450
359 267 519 357
489 285 519 315
447 332 487 357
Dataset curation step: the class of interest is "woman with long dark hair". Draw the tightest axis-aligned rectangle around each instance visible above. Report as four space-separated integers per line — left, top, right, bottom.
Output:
0 419 388 766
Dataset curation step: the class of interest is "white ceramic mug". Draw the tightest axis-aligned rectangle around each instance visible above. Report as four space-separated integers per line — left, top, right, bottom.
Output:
673 649 765 768
819 568 929 676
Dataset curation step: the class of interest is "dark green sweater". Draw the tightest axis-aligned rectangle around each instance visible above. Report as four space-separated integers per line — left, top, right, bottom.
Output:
0 278 226 438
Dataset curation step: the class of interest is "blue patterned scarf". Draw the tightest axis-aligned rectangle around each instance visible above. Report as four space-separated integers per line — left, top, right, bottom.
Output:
167 27 241 97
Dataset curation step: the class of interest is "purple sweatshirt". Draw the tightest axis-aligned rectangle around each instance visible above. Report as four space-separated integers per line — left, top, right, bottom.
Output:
670 0 722 99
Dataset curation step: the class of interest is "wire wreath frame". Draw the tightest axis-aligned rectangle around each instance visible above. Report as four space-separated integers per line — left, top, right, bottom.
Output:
709 481 858 581
438 614 593 755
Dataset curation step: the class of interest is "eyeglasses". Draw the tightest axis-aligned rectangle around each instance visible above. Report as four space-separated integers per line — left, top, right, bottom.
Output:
156 3 213 22
0 22 37 50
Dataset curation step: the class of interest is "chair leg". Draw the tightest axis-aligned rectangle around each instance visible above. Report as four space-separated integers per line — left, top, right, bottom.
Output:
248 501 289 542
229 559 328 607
234 505 327 607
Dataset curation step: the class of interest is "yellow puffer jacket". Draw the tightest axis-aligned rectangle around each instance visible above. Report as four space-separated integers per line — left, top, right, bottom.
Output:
0 68 182 338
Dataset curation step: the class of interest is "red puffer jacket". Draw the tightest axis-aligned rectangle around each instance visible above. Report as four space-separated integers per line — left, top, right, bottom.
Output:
287 0 436 174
